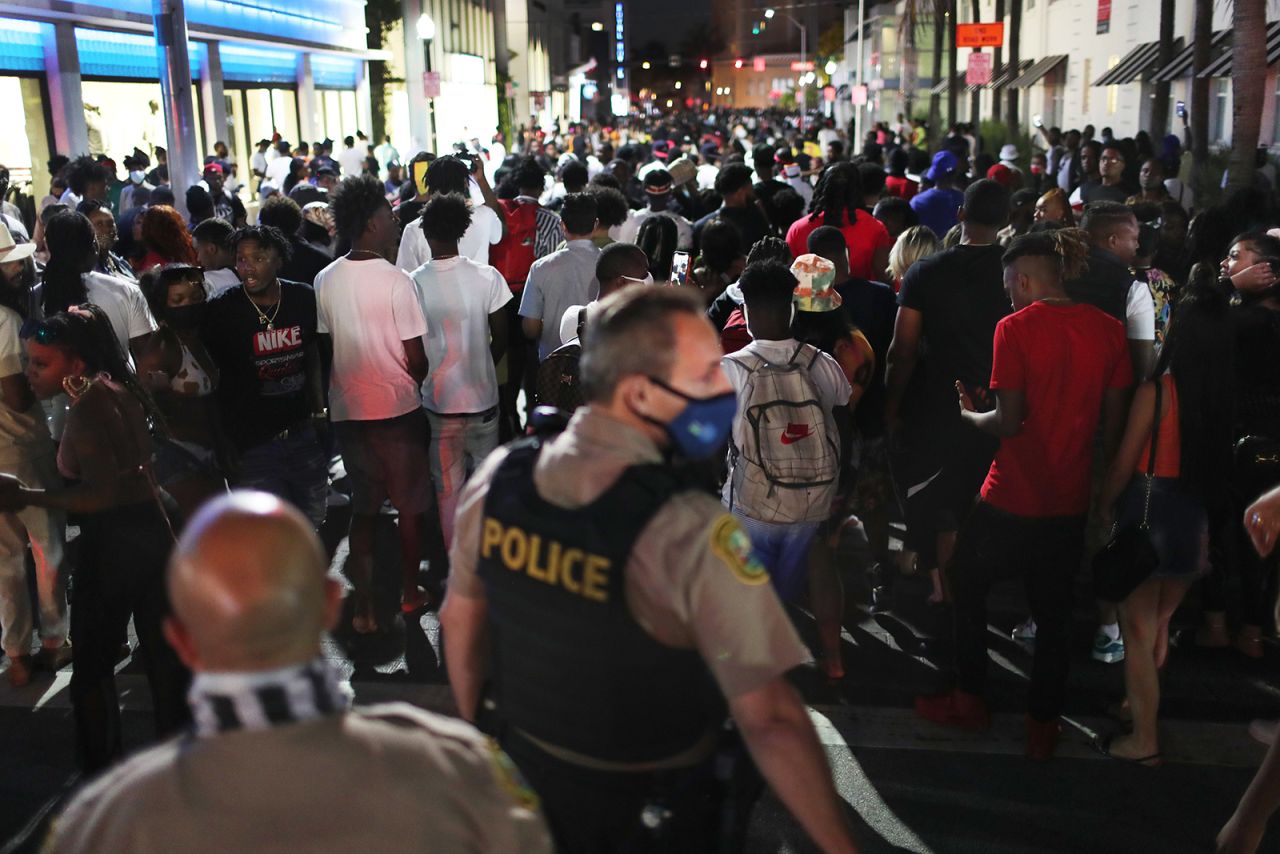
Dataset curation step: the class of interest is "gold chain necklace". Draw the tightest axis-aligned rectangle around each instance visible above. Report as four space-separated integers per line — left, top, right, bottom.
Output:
243 283 282 329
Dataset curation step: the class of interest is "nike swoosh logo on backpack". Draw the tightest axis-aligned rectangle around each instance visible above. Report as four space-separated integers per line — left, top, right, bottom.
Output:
780 423 813 445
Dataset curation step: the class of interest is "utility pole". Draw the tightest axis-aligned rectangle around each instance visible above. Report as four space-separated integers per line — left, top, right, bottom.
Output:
153 0 199 219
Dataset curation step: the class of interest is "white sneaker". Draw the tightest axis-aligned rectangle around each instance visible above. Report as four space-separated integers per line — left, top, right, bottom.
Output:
1012 618 1037 642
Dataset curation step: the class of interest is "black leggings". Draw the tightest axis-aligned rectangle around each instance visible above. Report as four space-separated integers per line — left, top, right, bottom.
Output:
70 501 190 772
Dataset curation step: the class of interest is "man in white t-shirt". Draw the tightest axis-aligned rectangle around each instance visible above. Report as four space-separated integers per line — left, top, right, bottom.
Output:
396 155 506 272
338 135 367 177
264 142 294 190
410 193 511 546
616 169 694 251
315 175 442 633
0 234 68 686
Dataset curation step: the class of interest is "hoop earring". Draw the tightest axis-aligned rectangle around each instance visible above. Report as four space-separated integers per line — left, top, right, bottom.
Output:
62 374 90 401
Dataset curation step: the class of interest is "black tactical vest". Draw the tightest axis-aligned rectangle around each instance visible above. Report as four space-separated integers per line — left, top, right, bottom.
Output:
477 440 722 763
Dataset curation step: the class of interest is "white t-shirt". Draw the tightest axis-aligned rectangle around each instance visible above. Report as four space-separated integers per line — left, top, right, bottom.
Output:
314 257 428 422
204 267 241 297
265 156 293 188
339 147 367 177
617 208 694 251
83 271 157 355
396 204 503 272
411 256 512 414
0 305 53 454
1126 279 1156 342
720 337 851 509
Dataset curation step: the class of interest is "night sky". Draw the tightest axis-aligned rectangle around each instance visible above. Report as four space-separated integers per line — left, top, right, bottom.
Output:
628 0 710 52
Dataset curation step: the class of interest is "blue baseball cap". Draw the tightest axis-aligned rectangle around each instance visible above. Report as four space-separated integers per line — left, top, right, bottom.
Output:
926 150 960 181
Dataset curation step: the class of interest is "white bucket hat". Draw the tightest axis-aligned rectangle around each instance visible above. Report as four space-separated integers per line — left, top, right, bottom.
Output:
0 222 34 264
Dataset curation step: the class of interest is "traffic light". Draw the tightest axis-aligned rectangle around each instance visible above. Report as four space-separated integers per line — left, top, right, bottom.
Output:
699 58 708 70
734 58 744 69
751 24 760 35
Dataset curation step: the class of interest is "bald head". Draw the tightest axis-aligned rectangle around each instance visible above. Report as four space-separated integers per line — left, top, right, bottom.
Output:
166 491 338 672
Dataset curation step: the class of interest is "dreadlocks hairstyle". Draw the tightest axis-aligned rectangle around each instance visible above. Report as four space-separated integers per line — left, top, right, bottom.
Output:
231 224 293 262
745 235 792 266
1001 227 1092 283
28 303 166 433
329 174 389 243
807 161 864 229
65 155 107 196
41 210 96 317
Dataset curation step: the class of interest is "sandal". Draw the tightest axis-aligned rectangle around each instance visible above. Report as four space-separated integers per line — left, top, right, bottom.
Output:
1092 734 1161 767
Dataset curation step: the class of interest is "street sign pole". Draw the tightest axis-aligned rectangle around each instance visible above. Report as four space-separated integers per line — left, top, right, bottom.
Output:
854 0 865 147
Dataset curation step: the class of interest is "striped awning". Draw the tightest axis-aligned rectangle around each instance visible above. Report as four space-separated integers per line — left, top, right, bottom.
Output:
1151 30 1230 82
929 71 966 96
1093 39 1183 86
1008 54 1068 88
1199 22 1280 78
990 59 1034 89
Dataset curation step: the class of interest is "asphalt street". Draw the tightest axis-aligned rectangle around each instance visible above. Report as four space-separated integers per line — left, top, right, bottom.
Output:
0 508 1276 854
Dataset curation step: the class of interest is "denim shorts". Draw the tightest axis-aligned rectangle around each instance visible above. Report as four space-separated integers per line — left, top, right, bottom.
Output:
1115 476 1210 581
732 512 819 603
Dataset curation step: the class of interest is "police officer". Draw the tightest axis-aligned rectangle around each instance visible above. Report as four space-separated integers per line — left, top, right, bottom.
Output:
441 287 859 853
47 491 550 854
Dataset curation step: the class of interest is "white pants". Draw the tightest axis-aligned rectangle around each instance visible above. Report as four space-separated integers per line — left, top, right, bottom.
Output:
0 451 68 658
427 410 500 547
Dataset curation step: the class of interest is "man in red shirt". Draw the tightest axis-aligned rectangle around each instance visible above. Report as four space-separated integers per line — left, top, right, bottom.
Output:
915 228 1131 761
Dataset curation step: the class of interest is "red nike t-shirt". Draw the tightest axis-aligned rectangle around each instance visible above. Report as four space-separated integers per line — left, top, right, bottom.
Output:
980 301 1132 518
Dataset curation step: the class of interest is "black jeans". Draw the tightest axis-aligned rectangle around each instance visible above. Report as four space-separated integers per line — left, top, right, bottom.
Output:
950 501 1085 722
70 501 191 772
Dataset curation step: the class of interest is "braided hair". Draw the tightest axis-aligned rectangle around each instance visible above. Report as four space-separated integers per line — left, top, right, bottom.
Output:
41 211 96 317
807 162 864 230
1001 227 1091 283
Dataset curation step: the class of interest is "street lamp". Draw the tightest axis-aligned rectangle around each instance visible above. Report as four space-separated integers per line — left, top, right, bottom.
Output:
417 12 438 153
765 7 808 133
825 59 838 76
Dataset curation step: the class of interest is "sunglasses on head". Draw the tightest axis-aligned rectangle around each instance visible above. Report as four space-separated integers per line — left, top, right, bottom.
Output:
19 318 60 344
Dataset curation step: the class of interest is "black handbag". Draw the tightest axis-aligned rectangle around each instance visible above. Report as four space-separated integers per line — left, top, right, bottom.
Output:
1093 380 1163 603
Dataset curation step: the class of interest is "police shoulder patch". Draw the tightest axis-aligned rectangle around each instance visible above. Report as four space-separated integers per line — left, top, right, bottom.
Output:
709 515 769 586
485 737 540 811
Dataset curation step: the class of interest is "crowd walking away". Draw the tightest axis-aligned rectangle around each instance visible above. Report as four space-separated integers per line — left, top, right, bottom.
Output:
0 104 1278 853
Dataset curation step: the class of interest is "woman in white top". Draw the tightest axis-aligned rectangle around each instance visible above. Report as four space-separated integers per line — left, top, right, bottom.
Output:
396 155 507 272
40 211 155 363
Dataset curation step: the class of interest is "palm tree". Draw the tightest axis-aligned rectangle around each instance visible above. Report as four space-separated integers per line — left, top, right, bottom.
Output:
1227 0 1267 189
946 0 959 129
1148 0 1175 138
1004 0 1021 134
899 0 950 143
992 0 1005 122
1189 0 1211 190
968 0 981 124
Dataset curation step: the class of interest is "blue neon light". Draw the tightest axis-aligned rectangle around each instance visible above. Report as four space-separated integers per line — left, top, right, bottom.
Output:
311 53 360 89
76 0 365 52
75 27 205 80
0 18 49 73
220 43 299 84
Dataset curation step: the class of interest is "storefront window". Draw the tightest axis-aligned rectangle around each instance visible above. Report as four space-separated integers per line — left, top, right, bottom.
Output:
0 75 52 201
81 81 170 163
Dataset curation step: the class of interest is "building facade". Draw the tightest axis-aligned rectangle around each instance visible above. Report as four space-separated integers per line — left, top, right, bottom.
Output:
1 0 375 200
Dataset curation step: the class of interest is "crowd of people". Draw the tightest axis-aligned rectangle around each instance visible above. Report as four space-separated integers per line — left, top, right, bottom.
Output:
0 104 1277 852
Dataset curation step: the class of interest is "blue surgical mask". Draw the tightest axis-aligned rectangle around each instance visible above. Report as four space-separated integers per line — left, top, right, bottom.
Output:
129 170 145 184
645 376 737 459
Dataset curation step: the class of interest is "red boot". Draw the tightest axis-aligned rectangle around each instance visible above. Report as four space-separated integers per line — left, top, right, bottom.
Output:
914 689 991 731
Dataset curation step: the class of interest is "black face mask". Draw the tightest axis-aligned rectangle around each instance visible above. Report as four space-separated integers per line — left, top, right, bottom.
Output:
167 302 207 329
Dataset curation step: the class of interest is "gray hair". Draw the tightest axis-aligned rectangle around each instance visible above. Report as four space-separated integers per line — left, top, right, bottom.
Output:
579 286 705 403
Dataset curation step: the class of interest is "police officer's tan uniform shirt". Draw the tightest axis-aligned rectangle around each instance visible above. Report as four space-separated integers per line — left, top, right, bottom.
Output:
46 703 550 854
449 406 810 701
